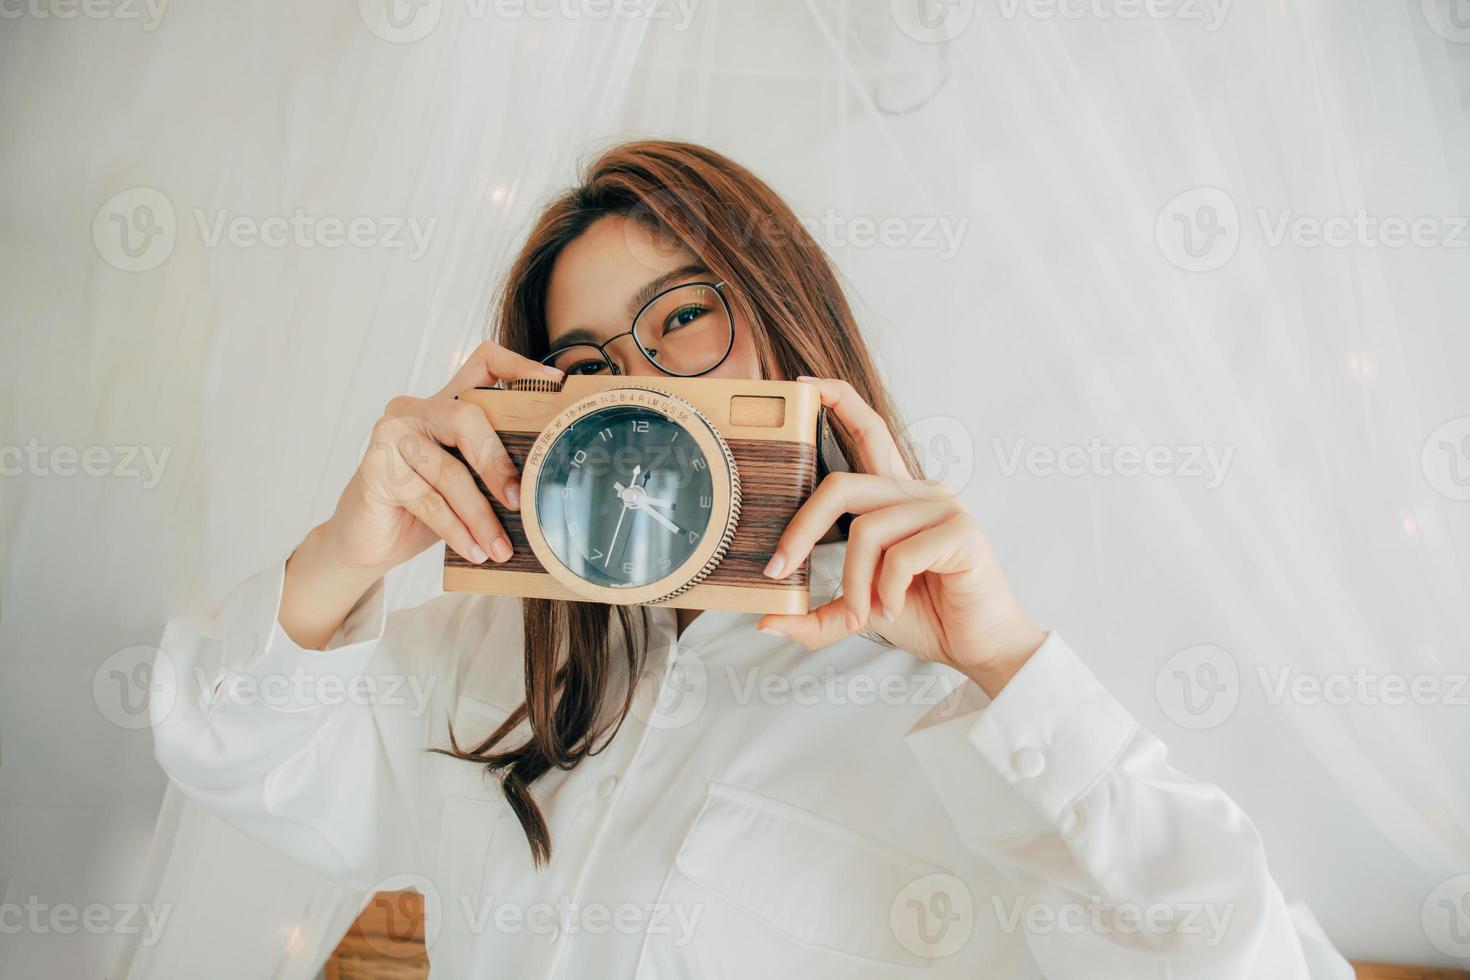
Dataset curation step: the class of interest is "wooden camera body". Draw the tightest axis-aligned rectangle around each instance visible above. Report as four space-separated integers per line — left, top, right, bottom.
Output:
442 376 822 614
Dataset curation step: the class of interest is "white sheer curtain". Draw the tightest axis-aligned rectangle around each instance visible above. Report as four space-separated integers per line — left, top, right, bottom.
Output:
3 1 1469 977
1 4 651 977
623 0 1470 961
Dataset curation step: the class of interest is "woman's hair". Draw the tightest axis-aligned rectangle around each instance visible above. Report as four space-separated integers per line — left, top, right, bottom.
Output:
440 139 915 866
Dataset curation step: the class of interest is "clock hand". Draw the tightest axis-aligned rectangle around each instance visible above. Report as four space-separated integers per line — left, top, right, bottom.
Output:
603 464 642 568
641 505 681 535
611 463 649 499
604 499 630 567
614 467 676 512
614 484 671 509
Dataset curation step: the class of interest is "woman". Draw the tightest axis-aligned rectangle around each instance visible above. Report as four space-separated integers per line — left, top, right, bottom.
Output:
154 141 1350 978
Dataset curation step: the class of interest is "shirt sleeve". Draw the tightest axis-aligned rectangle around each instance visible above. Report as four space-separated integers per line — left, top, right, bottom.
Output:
150 557 500 891
904 632 1355 979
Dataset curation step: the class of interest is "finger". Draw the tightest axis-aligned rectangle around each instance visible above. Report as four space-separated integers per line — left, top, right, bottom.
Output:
841 500 954 625
874 516 969 621
797 376 911 479
765 471 955 579
391 425 511 562
387 396 520 510
378 447 488 565
436 340 564 399
758 599 852 651
368 417 507 561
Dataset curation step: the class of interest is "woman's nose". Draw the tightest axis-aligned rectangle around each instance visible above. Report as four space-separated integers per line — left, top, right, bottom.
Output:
618 357 666 378
603 333 663 377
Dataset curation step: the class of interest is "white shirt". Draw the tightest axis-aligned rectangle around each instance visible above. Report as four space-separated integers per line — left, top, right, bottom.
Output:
153 543 1352 979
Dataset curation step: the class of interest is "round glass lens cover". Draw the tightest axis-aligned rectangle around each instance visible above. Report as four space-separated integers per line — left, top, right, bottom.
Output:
535 405 717 589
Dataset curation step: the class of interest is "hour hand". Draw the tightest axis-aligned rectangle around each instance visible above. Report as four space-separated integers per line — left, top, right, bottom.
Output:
612 465 644 498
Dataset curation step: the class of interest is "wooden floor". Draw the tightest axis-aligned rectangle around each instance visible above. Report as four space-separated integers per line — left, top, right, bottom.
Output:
1355 966 1470 980
324 891 1470 980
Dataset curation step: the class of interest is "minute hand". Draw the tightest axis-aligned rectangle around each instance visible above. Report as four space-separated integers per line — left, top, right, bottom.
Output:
640 505 682 535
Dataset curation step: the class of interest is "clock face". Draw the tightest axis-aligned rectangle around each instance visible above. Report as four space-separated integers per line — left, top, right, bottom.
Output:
534 404 717 589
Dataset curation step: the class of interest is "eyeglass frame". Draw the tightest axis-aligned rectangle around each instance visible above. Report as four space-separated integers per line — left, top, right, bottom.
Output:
539 280 736 379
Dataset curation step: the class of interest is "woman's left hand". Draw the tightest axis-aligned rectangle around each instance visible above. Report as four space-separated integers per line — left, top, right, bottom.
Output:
757 377 1047 697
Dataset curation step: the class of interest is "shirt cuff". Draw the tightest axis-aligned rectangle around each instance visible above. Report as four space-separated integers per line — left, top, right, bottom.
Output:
904 632 1137 842
210 559 389 714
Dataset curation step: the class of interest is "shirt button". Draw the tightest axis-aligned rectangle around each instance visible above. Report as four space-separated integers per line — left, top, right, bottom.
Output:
1013 747 1046 778
598 775 620 798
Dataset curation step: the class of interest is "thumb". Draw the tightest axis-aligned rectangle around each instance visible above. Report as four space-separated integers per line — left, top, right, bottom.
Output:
758 600 856 651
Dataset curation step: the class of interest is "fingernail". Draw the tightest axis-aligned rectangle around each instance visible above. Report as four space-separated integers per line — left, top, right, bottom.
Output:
796 375 818 382
506 483 521 510
762 552 786 578
540 364 565 379
490 538 513 562
845 608 862 631
758 626 784 637
469 544 490 564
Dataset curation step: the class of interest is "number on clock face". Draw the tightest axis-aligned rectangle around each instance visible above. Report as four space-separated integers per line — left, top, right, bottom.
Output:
535 405 717 588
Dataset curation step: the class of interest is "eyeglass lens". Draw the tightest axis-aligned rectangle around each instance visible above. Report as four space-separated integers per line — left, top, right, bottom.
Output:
542 283 733 378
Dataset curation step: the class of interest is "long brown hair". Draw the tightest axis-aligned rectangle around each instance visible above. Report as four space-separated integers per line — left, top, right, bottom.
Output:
441 139 915 866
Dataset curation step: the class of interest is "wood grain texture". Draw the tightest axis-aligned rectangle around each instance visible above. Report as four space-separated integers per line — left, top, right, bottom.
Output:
324 891 428 980
1353 964 1470 979
444 434 816 606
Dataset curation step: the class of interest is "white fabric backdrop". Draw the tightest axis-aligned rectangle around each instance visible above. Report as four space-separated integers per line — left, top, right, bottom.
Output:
2 1 1468 977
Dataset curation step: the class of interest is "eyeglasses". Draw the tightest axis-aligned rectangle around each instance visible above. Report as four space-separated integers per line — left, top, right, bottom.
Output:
541 281 736 379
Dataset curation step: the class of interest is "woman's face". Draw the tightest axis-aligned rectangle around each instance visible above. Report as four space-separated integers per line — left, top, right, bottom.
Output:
543 215 768 381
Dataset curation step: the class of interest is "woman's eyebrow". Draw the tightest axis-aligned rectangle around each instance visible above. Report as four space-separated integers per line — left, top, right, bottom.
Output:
625 262 712 318
548 263 714 353
547 327 602 351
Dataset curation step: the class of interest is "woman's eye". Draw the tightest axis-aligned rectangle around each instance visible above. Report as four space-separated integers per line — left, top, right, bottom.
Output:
567 359 609 375
664 304 708 333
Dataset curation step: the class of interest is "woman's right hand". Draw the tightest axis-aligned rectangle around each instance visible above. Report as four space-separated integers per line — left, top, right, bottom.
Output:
322 341 565 575
280 342 562 650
